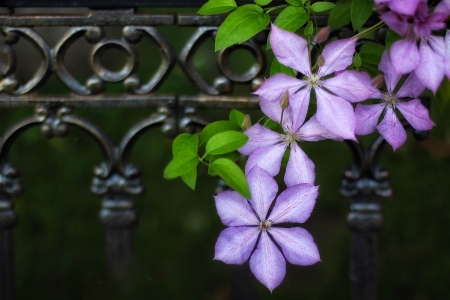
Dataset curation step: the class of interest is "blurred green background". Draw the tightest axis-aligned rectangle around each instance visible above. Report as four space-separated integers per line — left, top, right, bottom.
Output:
1 7 450 300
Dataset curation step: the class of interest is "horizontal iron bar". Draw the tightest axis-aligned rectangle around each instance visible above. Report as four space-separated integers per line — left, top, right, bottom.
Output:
179 95 260 109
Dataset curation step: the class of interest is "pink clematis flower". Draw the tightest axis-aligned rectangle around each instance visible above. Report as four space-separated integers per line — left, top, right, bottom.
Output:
214 166 320 291
254 24 375 141
239 99 342 187
354 51 435 150
380 1 447 92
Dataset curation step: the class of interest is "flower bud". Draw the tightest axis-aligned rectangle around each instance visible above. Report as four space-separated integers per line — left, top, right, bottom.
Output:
371 74 384 89
312 26 332 44
317 55 325 67
242 114 252 131
280 90 289 109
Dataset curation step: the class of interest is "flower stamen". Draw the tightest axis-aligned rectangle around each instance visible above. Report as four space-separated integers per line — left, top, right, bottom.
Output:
259 220 272 230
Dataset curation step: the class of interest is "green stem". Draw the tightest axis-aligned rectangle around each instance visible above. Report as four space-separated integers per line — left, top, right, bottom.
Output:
264 4 288 14
352 21 385 39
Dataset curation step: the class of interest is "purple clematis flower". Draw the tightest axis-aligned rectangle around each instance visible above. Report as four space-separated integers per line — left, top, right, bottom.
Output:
239 98 342 187
374 0 421 15
214 166 320 291
254 24 375 141
380 1 447 92
354 51 435 150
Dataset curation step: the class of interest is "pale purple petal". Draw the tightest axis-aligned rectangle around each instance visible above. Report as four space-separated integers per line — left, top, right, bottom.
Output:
270 24 311 75
214 190 258 226
249 231 286 292
299 115 345 141
254 74 305 104
379 11 407 36
446 31 450 79
323 70 380 102
390 40 420 74
415 42 445 93
435 0 450 17
247 166 278 221
269 227 320 266
396 72 425 98
259 97 287 125
315 88 357 141
396 99 435 130
289 88 311 132
377 107 407 150
239 124 281 156
318 38 356 76
387 0 420 15
354 104 385 135
284 144 315 187
379 51 401 93
245 144 285 178
214 227 259 264
269 183 318 224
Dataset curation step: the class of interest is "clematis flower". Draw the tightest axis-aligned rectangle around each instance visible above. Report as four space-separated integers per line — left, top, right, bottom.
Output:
380 1 446 92
374 0 421 15
214 166 320 291
239 97 343 187
254 24 375 140
354 51 435 150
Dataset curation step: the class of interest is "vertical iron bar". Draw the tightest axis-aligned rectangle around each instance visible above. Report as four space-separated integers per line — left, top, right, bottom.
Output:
0 194 17 300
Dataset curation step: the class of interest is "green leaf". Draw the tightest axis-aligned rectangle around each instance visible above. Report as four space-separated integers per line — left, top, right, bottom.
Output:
304 21 313 37
360 62 380 77
274 6 309 32
229 109 246 128
207 151 241 175
200 120 241 146
386 29 402 52
197 0 237 15
263 117 282 131
211 158 251 199
215 4 271 51
328 0 351 29
353 52 361 69
286 0 304 6
270 58 296 77
351 0 374 31
181 168 197 190
164 151 199 179
436 77 450 111
254 0 272 5
172 133 198 157
206 131 248 155
360 42 385 65
311 2 336 12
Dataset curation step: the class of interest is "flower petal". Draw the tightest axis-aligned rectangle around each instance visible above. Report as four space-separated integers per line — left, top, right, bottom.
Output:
379 51 401 93
214 227 259 264
214 191 258 226
376 107 406 151
396 99 435 130
446 30 450 79
270 227 320 266
323 70 379 102
284 143 315 187
388 0 420 15
254 74 305 104
299 114 344 141
390 40 420 75
415 41 445 93
245 144 285 178
269 183 318 224
318 38 356 76
250 231 286 292
270 24 311 75
239 124 281 156
315 88 356 141
396 71 425 99
354 103 385 135
379 11 407 36
247 166 278 221
289 87 311 132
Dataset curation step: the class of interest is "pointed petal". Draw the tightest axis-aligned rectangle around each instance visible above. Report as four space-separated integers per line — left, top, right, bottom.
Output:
388 0 420 15
270 227 320 266
270 24 311 75
254 74 305 104
284 144 315 187
214 227 259 264
299 114 345 141
214 191 258 226
379 11 407 36
247 166 278 221
323 70 380 102
415 42 445 93
239 124 281 156
289 88 311 132
390 40 420 74
379 51 401 93
377 108 407 151
318 38 356 76
269 184 318 224
396 72 425 99
315 88 356 141
354 104 385 135
245 144 285 178
397 99 435 130
250 231 286 292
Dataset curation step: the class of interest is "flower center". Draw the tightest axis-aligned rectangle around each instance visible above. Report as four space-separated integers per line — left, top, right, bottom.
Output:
259 220 272 230
281 128 301 148
306 73 322 88
382 92 398 108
